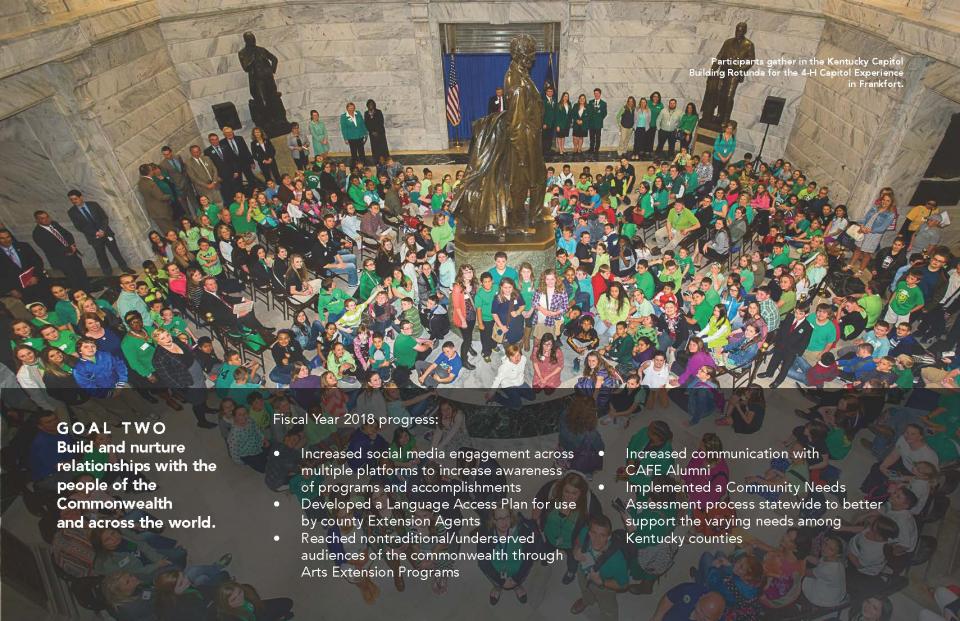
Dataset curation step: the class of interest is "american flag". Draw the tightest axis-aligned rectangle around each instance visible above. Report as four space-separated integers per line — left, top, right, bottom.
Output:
446 54 461 126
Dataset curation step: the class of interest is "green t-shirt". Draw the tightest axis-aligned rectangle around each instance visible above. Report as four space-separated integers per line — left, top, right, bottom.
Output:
474 286 496 321
658 270 682 294
633 271 654 300
317 288 349 317
739 268 755 292
197 247 222 276
393 334 418 369
667 207 698 231
889 281 923 315
703 287 721 309
806 317 838 352
859 294 883 328
121 333 156 377
693 299 713 328
778 290 797 319
490 525 526 578
770 248 792 268
215 363 239 397
47 330 80 355
576 530 629 587
543 509 578 549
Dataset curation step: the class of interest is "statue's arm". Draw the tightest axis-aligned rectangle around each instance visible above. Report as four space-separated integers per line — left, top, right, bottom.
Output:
238 52 252 72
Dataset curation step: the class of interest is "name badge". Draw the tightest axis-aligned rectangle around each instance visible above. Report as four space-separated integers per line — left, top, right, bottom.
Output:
141 342 151 351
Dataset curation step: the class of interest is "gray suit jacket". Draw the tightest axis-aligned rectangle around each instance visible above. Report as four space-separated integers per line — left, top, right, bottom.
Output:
136 176 175 232
158 155 191 192
184 154 221 204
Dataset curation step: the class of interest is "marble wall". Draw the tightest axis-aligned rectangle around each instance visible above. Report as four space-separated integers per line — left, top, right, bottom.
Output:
156 0 822 156
785 19 960 219
0 2 201 262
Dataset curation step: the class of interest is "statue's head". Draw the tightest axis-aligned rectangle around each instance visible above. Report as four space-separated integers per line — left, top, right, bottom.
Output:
510 34 536 69
243 31 256 46
735 22 748 38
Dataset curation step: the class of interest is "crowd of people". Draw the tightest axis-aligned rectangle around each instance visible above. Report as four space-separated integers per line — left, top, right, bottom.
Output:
1 97 958 621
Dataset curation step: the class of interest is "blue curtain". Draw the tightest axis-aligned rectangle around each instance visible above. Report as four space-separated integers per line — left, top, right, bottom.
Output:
444 52 558 141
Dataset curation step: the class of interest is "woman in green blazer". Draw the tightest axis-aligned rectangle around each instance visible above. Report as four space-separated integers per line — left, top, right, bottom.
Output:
554 91 573 154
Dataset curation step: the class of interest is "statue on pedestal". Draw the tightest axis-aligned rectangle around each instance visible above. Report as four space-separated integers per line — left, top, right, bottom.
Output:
238 31 291 137
700 22 755 130
450 34 546 242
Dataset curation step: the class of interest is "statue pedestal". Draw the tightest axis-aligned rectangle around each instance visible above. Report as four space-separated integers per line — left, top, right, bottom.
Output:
695 125 720 152
249 95 291 139
456 221 556 278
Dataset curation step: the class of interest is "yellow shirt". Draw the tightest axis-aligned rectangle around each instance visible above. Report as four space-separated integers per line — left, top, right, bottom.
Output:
906 204 937 232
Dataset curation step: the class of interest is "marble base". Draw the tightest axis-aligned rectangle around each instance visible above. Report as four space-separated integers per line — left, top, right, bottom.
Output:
456 222 557 277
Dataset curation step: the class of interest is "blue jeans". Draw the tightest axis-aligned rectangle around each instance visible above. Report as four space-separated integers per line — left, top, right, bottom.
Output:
329 262 357 286
786 355 813 384
494 383 535 409
184 565 229 587
697 551 727 585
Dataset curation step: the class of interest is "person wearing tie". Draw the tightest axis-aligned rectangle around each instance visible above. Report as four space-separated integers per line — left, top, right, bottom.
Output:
185 144 222 206
0 228 48 302
66 189 131 277
339 103 368 169
222 126 261 191
31 210 90 291
587 88 608 155
541 85 558 157
287 122 310 171
158 146 198 218
203 133 238 202
758 304 814 388
488 87 506 114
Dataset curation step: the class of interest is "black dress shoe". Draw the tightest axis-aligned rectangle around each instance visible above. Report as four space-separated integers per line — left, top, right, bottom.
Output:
462 361 476 371
196 420 217 429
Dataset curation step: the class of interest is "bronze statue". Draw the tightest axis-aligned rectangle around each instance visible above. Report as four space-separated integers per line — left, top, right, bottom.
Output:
450 34 546 241
238 32 290 136
700 22 755 129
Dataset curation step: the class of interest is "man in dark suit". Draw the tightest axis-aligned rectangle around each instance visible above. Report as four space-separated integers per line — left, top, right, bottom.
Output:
487 87 506 115
759 304 814 388
0 228 48 303
31 211 91 291
198 276 274 341
66 189 131 276
587 88 608 154
275 212 312 255
203 133 238 203
222 126 262 191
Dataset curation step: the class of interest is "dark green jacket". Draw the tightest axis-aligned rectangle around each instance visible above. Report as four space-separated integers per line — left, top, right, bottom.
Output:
587 99 607 129
554 103 573 131
340 112 367 141
543 97 560 128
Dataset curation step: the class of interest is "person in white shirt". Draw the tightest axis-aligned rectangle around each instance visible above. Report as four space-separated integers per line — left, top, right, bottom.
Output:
486 344 533 408
801 535 846 607
655 98 683 155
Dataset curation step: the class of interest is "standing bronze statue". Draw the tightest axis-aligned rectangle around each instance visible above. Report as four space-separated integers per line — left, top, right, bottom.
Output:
450 34 546 241
238 31 291 137
700 22 755 129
